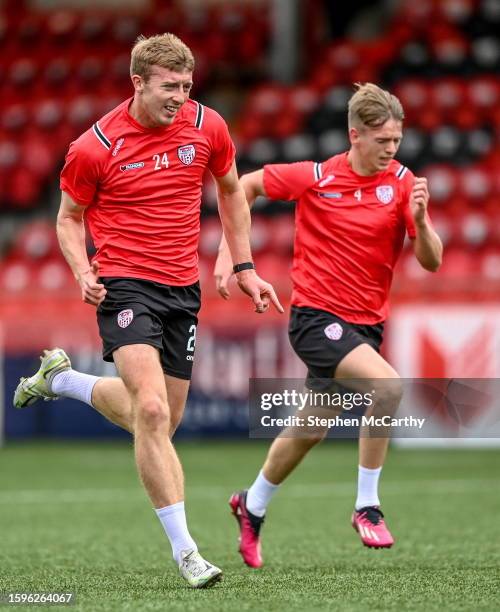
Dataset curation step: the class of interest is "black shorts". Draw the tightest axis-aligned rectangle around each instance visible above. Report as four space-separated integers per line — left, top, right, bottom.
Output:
96 277 200 380
288 305 384 389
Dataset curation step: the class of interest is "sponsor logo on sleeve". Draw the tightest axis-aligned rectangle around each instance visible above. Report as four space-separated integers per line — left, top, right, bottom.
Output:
318 174 335 188
112 138 125 157
178 144 196 165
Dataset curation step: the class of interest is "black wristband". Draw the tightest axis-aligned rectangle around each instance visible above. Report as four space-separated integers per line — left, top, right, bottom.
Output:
233 261 255 273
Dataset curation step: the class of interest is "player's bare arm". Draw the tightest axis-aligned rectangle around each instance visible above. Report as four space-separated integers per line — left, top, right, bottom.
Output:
57 191 107 306
214 169 266 298
214 163 283 313
410 177 443 272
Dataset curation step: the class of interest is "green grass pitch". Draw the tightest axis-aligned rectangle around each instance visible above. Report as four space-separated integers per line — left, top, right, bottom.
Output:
0 440 499 611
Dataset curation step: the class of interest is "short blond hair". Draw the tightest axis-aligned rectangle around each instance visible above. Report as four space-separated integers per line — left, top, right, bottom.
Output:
348 83 404 130
130 33 195 81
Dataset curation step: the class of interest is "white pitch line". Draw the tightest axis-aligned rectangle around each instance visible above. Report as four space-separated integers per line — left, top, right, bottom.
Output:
0 478 496 505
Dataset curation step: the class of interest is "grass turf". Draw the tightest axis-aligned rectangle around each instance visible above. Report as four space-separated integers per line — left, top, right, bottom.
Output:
0 440 499 611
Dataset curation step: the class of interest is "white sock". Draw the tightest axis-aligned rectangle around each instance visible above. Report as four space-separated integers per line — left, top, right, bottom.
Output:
51 369 100 407
246 470 280 517
155 501 197 563
355 465 382 510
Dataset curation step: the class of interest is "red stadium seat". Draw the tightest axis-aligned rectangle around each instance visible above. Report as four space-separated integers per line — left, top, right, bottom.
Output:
480 248 500 280
77 56 104 86
199 217 223 257
288 85 321 115
34 100 64 130
268 214 295 255
270 112 302 140
429 32 469 69
0 140 20 170
467 77 499 122
459 166 493 202
44 57 71 87
0 259 32 293
399 252 430 281
253 252 291 289
238 114 265 142
428 213 453 248
35 259 73 291
9 58 38 87
397 0 434 24
67 96 98 128
1 104 29 132
460 212 489 247
248 86 287 117
46 10 79 43
437 247 475 278
248 215 271 253
424 164 458 205
245 137 280 166
111 15 141 45
326 42 361 73
12 220 60 260
79 14 108 43
431 79 465 112
436 0 475 24
236 28 266 64
394 80 430 122
22 134 56 180
7 167 41 209
281 134 315 162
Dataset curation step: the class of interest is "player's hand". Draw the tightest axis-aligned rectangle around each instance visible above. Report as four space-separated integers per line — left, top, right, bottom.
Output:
410 177 430 226
235 269 284 314
214 246 234 300
78 261 107 307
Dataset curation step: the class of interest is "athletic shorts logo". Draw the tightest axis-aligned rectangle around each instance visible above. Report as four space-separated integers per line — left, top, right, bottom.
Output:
178 144 196 165
376 185 394 204
120 162 144 172
324 322 343 340
117 309 134 328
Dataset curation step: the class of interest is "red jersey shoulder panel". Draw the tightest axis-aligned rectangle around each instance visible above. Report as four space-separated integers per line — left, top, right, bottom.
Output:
60 102 130 206
391 160 417 239
263 161 324 201
198 104 236 177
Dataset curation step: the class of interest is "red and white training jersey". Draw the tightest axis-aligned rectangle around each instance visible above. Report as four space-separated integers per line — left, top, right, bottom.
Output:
60 97 235 286
264 153 419 324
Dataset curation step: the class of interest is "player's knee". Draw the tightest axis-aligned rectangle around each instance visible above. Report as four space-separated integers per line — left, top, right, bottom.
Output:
136 396 169 431
301 428 328 447
373 377 403 409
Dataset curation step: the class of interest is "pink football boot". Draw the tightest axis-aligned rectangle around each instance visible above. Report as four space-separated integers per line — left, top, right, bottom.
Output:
229 491 264 568
352 506 394 548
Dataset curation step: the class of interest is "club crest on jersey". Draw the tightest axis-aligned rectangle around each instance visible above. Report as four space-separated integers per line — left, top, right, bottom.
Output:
324 322 343 341
117 309 133 328
178 144 196 165
376 185 394 204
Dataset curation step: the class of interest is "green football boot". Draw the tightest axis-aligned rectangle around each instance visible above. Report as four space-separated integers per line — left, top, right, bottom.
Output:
13 348 71 408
